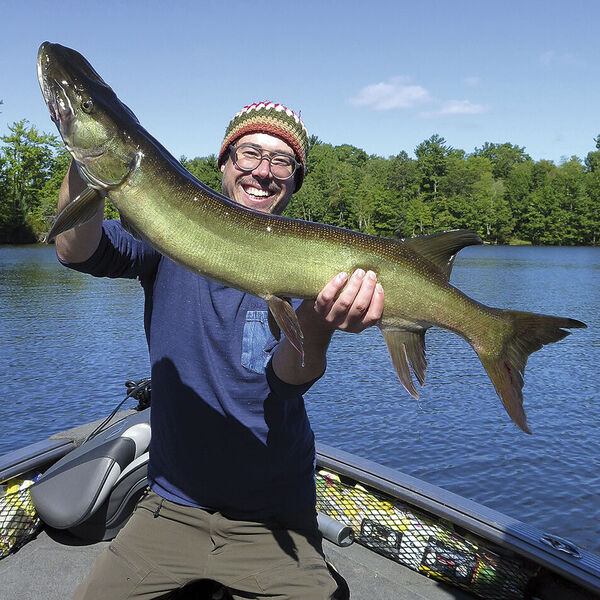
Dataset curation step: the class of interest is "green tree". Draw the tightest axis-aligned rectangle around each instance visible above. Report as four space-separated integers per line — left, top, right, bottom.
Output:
415 134 451 198
439 154 492 199
401 194 433 237
386 151 420 202
285 175 326 222
584 173 600 245
583 145 600 244
549 157 588 245
0 120 60 242
180 154 222 192
291 143 362 228
472 142 530 179
504 160 534 238
471 172 512 242
351 157 401 236
518 158 586 245
287 143 339 224
34 146 71 233
531 159 555 189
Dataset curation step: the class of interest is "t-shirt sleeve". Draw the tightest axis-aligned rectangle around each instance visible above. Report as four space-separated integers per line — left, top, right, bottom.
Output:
59 220 160 280
264 358 322 399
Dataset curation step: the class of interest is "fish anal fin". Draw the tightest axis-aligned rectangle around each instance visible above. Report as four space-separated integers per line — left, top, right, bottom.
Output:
45 187 103 243
381 326 428 398
403 230 482 280
265 295 304 360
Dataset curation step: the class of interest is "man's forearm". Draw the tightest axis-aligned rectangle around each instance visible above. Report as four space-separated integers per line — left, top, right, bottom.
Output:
271 269 384 386
271 300 334 385
55 160 105 264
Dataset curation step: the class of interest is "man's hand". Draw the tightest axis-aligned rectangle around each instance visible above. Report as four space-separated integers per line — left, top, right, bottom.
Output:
314 269 384 333
271 269 384 385
55 159 104 264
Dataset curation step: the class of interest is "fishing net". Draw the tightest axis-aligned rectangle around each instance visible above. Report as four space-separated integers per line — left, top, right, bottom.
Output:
316 469 538 600
0 478 41 560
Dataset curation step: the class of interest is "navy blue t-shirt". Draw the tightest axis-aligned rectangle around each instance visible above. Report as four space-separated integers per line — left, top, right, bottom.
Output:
64 220 317 519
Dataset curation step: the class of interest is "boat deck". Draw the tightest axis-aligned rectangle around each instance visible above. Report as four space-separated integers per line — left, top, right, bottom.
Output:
3 411 599 599
1 526 474 599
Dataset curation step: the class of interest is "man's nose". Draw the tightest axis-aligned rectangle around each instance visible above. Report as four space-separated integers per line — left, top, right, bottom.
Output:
252 157 271 178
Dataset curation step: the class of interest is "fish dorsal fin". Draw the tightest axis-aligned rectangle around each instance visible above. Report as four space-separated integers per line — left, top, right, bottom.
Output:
381 325 428 398
45 187 104 243
403 229 482 280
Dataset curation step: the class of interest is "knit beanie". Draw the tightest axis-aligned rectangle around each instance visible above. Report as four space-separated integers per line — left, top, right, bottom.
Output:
217 102 309 189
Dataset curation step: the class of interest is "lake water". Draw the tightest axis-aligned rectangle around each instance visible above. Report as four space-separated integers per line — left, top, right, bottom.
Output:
1 244 599 554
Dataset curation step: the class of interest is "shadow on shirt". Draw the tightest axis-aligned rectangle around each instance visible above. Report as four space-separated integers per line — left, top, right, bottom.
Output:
147 357 320 562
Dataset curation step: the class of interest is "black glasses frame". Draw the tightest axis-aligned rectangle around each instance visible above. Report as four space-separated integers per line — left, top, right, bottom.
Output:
229 143 299 181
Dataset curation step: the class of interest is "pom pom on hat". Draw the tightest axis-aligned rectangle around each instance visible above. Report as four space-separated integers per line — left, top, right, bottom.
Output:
218 102 309 189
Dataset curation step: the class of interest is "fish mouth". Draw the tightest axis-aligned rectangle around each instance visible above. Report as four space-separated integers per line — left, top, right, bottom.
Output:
44 80 74 128
37 45 75 130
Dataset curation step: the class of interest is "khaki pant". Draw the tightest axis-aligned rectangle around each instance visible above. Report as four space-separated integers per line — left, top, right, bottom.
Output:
73 490 346 599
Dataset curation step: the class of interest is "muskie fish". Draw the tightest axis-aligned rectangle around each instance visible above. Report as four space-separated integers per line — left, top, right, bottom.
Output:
37 42 586 433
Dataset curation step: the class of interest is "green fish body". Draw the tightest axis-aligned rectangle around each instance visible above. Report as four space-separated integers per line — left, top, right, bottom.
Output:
38 42 586 433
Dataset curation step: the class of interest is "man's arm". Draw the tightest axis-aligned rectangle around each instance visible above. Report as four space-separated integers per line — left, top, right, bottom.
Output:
55 159 105 263
271 269 384 385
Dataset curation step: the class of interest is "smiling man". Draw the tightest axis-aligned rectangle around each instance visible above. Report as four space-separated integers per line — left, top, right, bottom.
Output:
218 103 307 215
220 132 295 213
60 101 383 600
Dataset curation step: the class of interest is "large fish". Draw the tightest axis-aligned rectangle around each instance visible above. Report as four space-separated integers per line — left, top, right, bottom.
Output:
37 42 586 433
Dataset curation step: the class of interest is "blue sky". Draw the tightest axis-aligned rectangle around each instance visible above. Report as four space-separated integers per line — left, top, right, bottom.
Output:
1 0 599 164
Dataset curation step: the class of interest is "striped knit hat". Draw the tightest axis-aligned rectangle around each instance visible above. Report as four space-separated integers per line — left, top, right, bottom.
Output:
218 102 309 189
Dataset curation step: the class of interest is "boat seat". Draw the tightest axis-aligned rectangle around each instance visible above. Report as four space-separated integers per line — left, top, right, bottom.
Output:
31 410 151 541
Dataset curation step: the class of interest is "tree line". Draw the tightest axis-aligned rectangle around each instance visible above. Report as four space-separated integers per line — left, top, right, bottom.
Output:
1 114 599 245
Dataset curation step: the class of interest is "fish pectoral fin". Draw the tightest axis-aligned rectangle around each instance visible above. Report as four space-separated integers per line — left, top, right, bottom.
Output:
265 295 304 359
45 187 104 243
381 326 428 398
403 230 482 280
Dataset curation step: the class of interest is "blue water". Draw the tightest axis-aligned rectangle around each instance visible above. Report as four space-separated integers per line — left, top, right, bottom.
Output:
1 244 599 554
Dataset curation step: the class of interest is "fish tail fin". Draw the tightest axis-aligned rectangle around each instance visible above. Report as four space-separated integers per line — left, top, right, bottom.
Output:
477 311 586 434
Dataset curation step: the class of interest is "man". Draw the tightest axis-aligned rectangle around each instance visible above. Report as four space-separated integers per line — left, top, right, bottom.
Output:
57 102 383 599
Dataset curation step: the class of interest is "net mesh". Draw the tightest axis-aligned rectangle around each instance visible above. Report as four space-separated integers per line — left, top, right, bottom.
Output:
0 479 41 560
316 469 537 600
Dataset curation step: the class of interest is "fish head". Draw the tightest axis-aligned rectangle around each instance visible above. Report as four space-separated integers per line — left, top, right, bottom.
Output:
37 42 140 189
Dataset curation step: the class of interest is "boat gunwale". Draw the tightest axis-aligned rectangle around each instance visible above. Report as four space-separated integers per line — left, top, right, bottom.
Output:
316 442 600 595
0 439 74 483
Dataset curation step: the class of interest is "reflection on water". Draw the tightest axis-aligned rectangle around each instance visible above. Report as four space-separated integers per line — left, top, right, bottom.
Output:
1 244 599 553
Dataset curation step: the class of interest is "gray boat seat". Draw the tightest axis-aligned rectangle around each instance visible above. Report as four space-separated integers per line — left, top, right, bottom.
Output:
31 410 151 541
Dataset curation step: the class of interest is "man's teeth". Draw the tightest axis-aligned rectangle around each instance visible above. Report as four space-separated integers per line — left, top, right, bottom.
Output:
245 187 270 198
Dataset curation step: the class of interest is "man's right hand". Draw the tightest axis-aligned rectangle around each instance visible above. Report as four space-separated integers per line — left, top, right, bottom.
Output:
55 159 105 263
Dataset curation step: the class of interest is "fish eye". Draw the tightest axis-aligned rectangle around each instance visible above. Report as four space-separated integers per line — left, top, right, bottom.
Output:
81 98 94 113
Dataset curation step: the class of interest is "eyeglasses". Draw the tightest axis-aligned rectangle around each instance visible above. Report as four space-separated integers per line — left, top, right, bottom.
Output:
229 144 299 181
